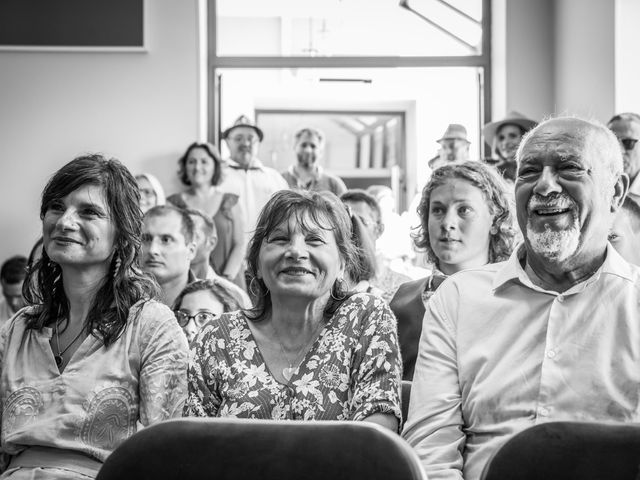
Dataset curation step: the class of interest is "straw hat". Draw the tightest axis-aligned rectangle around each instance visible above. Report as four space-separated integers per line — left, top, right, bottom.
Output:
222 115 264 142
482 111 537 146
437 124 469 143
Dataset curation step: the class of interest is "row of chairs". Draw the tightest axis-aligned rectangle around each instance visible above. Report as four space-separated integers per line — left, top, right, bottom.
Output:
96 381 640 479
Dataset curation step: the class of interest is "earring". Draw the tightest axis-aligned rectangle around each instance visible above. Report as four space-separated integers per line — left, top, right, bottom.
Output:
330 277 347 301
112 253 122 279
248 276 269 298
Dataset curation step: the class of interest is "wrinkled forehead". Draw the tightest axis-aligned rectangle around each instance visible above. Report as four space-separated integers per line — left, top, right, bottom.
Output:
519 121 592 163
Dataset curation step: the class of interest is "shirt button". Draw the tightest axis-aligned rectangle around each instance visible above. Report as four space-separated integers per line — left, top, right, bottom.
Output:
557 295 565 303
546 349 556 359
538 407 549 417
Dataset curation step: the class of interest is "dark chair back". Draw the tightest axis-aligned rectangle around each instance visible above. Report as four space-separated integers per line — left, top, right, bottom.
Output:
401 380 412 423
480 421 640 480
97 418 427 480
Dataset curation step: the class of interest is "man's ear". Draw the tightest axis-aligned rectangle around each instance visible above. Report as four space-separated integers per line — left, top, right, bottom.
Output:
208 234 218 252
375 222 385 239
612 172 630 213
186 241 197 263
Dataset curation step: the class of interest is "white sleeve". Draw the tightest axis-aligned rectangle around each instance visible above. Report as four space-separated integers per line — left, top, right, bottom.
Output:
402 286 465 480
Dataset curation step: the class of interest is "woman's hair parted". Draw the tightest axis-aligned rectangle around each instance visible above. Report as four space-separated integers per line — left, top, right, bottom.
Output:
172 279 241 313
414 161 517 268
177 142 223 186
23 154 159 346
244 190 359 321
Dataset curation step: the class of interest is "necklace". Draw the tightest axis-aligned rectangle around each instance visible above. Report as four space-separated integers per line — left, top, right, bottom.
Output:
53 321 85 367
272 320 324 382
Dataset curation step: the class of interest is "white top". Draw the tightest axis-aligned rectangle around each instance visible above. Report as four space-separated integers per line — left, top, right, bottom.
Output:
0 300 189 477
219 159 288 243
403 244 640 480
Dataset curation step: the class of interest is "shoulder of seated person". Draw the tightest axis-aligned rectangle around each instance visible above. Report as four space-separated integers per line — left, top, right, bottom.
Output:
129 299 176 326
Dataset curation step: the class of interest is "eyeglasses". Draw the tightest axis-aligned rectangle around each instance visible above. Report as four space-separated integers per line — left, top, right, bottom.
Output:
231 135 259 145
173 310 219 328
617 137 638 151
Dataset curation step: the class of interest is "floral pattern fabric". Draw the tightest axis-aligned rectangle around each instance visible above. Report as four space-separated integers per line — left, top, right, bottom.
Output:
184 293 402 428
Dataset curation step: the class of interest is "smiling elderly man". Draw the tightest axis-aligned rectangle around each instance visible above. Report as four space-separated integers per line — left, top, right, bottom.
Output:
403 116 637 480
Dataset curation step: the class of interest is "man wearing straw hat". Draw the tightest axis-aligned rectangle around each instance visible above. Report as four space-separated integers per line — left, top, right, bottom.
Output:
482 111 537 182
436 123 471 164
220 115 289 242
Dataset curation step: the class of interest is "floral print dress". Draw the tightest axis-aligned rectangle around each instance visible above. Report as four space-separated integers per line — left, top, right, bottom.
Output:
184 293 402 428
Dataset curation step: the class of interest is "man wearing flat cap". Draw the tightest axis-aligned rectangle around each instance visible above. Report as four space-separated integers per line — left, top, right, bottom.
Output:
436 123 470 164
219 115 288 242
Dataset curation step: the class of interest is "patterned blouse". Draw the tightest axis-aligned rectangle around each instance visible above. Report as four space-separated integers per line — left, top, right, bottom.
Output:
184 293 402 428
0 300 189 475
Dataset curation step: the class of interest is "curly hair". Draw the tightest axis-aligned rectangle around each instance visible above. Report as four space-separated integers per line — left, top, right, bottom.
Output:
177 142 223 187
23 154 159 346
413 161 517 268
172 279 240 313
245 190 359 322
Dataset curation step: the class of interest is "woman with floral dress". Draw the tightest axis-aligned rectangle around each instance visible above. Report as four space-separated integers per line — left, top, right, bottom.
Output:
184 190 402 431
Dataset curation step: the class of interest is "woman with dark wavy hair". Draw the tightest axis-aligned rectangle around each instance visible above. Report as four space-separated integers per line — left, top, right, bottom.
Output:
0 155 189 479
390 161 517 380
184 190 402 431
167 142 246 288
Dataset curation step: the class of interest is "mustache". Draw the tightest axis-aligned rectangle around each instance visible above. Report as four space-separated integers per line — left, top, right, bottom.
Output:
527 193 575 211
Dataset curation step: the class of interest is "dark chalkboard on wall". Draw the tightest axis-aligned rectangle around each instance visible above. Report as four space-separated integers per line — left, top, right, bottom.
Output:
0 0 144 50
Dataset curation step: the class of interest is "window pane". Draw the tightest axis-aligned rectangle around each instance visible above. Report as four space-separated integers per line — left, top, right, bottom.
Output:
217 67 481 210
216 0 483 57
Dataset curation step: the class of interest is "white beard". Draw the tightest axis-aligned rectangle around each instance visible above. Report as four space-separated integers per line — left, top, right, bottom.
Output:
526 220 580 263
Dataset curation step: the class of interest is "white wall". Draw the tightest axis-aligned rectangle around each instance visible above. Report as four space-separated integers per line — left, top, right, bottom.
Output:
0 0 201 263
615 0 640 113
554 0 615 120
496 0 619 124
505 0 555 121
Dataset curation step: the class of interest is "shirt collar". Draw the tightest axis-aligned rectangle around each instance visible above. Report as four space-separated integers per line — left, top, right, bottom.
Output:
288 164 323 182
227 158 264 171
628 174 640 196
493 242 635 293
188 269 197 284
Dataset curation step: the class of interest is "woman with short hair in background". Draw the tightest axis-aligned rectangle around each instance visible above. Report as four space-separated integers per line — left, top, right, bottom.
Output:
167 142 246 288
135 173 166 214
